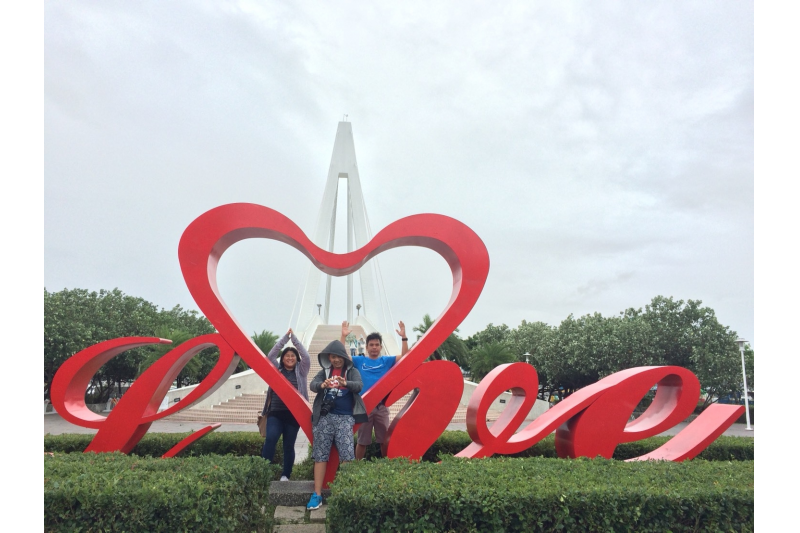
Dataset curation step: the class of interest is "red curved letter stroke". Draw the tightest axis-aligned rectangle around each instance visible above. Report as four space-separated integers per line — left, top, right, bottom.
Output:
456 363 744 461
320 360 465 487
51 335 239 453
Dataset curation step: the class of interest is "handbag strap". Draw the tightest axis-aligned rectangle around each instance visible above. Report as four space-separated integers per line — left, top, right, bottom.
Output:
261 389 272 415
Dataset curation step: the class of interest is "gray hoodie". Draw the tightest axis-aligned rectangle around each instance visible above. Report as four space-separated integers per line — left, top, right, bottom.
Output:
310 340 368 426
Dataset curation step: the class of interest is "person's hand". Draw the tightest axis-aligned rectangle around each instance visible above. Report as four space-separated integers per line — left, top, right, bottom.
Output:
396 321 406 339
287 328 293 336
325 377 343 388
342 320 352 337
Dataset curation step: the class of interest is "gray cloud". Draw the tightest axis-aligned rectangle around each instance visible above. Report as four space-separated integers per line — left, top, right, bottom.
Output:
45 1 754 347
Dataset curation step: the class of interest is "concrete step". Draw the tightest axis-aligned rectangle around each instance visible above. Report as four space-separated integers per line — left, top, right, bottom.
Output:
270 482 329 530
270 480 330 507
272 522 326 532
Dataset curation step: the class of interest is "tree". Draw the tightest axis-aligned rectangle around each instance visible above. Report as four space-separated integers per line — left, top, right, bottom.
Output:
136 326 206 390
468 343 517 382
252 330 279 356
530 296 752 407
44 288 216 401
506 320 555 399
465 323 510 351
412 314 470 369
638 296 749 406
247 330 280 373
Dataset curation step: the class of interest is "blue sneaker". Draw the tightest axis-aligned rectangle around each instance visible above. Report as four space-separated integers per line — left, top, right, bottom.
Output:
307 492 322 510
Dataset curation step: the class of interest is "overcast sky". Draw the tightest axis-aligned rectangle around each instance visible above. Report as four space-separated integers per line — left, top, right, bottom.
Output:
44 1 754 349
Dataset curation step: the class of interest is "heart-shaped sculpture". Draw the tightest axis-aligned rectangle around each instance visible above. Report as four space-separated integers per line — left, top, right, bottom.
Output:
178 203 490 441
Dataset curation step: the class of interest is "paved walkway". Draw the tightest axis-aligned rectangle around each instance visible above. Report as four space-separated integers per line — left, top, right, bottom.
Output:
45 413 753 462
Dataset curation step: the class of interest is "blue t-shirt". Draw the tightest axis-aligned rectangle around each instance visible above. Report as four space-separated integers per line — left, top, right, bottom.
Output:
325 387 352 415
352 355 397 392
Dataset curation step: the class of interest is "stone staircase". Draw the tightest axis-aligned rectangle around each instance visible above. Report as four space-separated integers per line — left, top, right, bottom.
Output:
164 324 493 425
162 392 271 423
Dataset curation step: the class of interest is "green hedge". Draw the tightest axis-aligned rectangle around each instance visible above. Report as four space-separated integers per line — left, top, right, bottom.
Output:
360 431 754 462
45 430 753 465
44 432 269 457
328 457 754 532
44 453 277 532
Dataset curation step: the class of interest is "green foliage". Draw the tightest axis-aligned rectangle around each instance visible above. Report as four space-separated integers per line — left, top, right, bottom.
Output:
413 314 470 368
249 330 279 373
137 326 212 389
44 453 276 532
44 287 216 401
465 323 511 350
468 342 517 381
45 430 752 463
506 320 553 364
464 296 753 405
328 457 754 532
355 430 753 463
44 431 311 467
251 330 279 355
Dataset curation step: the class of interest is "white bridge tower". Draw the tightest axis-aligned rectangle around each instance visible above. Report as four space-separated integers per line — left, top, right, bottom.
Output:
292 121 400 355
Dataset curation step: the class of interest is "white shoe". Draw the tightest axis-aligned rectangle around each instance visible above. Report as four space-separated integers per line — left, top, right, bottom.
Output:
280 476 289 481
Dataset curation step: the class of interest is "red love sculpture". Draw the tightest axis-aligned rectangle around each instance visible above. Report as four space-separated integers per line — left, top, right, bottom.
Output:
51 203 744 472
177 203 490 444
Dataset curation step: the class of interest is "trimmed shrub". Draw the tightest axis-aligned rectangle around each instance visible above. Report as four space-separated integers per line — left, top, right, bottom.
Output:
43 431 269 457
360 431 754 462
327 457 754 532
612 436 754 461
44 432 313 480
44 453 277 532
45 430 753 465
44 433 96 454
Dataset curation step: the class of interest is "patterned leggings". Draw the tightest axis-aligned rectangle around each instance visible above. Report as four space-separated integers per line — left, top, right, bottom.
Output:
312 413 355 462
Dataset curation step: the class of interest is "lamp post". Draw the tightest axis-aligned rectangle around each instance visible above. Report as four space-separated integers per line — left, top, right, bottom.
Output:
317 304 321 316
356 304 361 316
523 352 531 364
736 338 753 431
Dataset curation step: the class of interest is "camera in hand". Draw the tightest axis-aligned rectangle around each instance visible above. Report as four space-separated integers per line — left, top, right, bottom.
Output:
320 389 337 417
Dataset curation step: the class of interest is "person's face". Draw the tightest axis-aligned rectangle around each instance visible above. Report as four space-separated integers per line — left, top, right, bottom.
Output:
282 351 297 370
329 354 345 369
367 339 382 358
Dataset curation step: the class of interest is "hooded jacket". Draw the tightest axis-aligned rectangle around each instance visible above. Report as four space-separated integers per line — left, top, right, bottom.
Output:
310 340 368 426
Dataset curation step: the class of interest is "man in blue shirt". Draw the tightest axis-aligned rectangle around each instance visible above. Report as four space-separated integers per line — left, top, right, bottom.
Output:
340 320 409 459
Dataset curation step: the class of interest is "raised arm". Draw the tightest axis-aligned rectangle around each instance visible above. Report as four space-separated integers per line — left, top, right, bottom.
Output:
290 329 311 378
267 330 291 367
340 320 352 345
395 321 410 360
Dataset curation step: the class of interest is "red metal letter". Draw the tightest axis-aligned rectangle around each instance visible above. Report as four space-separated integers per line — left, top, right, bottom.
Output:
51 334 239 453
457 365 744 461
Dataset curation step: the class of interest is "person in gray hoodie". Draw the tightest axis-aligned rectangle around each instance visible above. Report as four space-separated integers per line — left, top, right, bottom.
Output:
306 340 368 510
